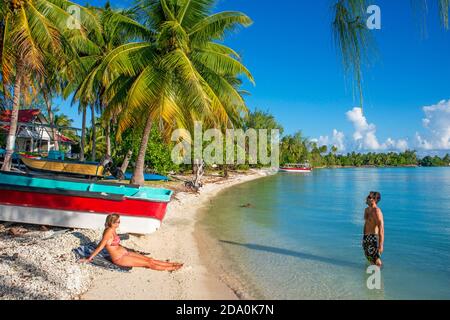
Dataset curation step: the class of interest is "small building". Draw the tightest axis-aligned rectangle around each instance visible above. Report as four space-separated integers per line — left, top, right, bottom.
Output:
0 109 75 153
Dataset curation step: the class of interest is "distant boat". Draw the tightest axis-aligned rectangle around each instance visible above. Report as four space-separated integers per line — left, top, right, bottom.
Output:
279 163 312 173
0 171 173 234
20 155 108 178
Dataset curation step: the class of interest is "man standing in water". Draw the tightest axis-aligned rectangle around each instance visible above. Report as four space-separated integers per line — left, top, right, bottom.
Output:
363 192 384 267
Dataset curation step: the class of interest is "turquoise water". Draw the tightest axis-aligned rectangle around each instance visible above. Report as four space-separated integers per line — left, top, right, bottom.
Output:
201 168 450 299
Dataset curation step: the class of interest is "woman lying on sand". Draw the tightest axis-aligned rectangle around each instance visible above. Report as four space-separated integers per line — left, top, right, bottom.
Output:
80 214 183 271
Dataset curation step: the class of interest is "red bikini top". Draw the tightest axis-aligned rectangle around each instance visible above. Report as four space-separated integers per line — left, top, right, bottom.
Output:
108 234 121 246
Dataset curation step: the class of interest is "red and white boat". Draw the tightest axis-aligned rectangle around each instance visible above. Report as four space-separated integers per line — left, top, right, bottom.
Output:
279 163 312 173
0 171 173 234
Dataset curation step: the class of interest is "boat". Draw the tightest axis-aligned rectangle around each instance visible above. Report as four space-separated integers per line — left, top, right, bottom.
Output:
20 155 108 178
279 163 312 173
0 171 173 234
123 172 169 181
106 172 169 181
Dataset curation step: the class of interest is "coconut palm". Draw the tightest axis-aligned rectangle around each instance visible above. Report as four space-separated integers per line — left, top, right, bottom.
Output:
84 118 107 160
99 0 254 185
332 0 449 109
0 0 101 171
63 3 151 162
53 112 78 142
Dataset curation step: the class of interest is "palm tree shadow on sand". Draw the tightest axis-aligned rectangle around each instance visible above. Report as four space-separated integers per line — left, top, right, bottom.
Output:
219 240 363 270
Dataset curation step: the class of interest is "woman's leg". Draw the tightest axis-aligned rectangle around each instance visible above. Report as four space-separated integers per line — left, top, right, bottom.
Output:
114 254 181 271
127 251 183 267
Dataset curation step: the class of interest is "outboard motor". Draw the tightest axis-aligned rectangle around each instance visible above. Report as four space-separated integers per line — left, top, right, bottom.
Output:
101 156 125 180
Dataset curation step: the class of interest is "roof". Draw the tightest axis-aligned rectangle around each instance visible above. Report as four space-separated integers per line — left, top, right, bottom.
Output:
0 109 74 144
57 133 74 143
0 109 41 123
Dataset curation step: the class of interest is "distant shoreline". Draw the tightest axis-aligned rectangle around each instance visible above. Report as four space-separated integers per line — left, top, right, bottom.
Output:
312 164 450 169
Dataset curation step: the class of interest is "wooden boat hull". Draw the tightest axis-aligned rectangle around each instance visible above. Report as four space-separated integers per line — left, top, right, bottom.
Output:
0 172 173 234
0 205 161 234
20 156 105 177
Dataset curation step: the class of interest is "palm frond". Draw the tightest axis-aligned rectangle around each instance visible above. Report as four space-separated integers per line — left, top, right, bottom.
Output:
332 0 374 108
189 11 253 43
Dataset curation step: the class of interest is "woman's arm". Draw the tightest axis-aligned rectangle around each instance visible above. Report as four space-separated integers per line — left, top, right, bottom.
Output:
80 230 111 263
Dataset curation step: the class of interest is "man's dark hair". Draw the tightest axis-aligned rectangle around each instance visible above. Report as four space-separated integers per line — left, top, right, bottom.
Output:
367 191 381 204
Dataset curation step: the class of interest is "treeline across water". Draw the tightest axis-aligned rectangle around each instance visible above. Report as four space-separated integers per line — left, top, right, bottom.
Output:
308 151 450 168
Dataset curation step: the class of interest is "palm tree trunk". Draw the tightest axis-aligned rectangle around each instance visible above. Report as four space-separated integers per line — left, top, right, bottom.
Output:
91 104 96 162
131 116 152 185
223 164 229 178
43 92 59 151
1 64 23 171
80 106 86 161
106 121 111 157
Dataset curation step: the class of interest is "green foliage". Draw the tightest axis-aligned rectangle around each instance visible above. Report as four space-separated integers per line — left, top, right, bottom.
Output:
419 154 450 167
113 125 179 174
244 109 284 134
0 133 6 148
280 131 309 165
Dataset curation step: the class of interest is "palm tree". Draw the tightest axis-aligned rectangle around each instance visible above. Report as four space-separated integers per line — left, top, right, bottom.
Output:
53 112 78 143
64 3 150 162
0 0 101 171
332 0 449 109
99 0 254 185
84 118 107 160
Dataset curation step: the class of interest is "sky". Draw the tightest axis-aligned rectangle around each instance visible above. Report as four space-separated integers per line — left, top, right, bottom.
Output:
61 0 450 154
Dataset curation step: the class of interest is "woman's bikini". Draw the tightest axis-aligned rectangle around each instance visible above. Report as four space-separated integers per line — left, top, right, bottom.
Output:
107 233 130 264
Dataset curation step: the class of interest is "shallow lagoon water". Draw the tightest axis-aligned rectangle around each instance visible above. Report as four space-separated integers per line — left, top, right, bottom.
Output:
202 168 450 299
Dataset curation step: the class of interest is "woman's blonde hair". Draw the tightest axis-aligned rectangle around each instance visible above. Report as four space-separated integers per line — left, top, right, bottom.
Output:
104 214 120 228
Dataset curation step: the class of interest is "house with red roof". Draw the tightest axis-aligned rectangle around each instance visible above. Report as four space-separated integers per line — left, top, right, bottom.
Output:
0 109 75 153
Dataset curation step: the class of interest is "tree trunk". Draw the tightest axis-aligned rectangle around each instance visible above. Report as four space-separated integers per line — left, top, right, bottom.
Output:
106 121 111 158
91 104 96 162
120 150 133 175
1 64 23 171
131 116 152 185
43 92 59 151
223 164 229 178
80 106 86 161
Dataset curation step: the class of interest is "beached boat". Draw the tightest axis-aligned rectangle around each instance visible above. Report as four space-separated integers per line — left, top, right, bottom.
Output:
279 163 312 173
20 155 108 178
0 171 173 234
106 172 169 181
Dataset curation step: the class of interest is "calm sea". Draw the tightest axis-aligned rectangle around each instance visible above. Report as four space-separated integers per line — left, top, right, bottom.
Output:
200 168 450 299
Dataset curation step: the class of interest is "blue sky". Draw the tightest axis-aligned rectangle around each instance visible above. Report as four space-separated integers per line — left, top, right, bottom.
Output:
61 0 450 153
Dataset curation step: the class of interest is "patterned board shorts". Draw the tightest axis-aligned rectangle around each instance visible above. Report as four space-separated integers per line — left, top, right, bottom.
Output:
362 234 380 263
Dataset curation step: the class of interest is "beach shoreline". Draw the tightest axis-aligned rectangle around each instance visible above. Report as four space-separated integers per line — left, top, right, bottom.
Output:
80 168 274 300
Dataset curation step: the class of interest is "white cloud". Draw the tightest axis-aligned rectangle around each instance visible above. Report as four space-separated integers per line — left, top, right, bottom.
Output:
314 100 450 154
332 129 346 151
345 107 408 151
316 129 346 152
414 100 450 150
395 139 409 151
346 107 380 150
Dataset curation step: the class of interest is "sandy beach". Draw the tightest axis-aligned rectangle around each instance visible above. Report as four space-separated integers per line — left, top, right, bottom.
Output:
81 169 273 300
0 169 272 300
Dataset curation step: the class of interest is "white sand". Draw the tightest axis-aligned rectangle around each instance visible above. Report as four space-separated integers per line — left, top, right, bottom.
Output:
81 169 274 300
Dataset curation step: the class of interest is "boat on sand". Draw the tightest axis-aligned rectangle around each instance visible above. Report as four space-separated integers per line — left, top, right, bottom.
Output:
0 171 173 234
